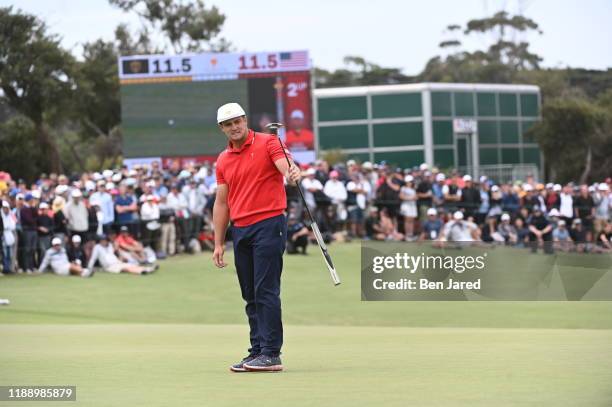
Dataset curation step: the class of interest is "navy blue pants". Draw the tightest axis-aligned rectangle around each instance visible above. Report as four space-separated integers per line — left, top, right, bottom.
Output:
232 214 287 357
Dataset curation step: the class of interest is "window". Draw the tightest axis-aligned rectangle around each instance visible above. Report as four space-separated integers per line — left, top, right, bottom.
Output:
431 92 452 116
318 96 367 121
433 120 453 145
478 121 498 144
477 92 497 116
372 93 421 118
318 125 369 149
499 93 518 116
454 92 474 116
373 122 423 147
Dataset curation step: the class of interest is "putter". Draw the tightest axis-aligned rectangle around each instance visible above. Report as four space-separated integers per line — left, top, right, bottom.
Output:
265 122 340 286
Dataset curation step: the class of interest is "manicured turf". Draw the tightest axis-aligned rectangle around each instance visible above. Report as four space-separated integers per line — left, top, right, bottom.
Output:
1 242 612 406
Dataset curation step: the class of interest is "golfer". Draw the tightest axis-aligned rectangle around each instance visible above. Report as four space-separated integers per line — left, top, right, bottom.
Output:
212 102 300 372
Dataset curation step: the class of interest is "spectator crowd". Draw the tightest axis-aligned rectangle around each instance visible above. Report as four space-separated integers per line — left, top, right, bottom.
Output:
1 158 611 277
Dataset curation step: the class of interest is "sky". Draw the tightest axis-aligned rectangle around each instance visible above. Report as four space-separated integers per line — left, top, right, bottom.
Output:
3 0 611 75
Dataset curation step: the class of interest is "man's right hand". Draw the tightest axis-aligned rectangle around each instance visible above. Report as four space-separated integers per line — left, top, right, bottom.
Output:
213 245 227 268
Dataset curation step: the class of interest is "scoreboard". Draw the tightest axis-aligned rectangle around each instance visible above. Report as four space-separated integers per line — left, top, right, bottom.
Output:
118 50 314 167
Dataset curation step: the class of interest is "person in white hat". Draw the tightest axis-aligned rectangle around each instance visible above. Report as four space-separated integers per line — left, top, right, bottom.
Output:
213 102 301 372
285 109 314 151
1 200 17 273
64 189 89 242
442 210 478 242
419 207 443 241
90 180 114 234
496 213 518 244
399 175 417 239
38 236 93 277
460 174 481 219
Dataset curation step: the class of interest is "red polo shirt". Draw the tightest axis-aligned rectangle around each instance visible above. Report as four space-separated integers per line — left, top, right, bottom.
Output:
216 129 291 227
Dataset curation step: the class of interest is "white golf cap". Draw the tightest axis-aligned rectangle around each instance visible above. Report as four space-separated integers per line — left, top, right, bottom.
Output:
419 163 429 171
217 102 246 124
548 208 560 217
479 175 488 183
39 202 49 209
72 234 82 243
2 200 10 208
106 182 115 190
362 161 373 170
306 168 316 175
290 109 304 119
545 183 553 189
93 172 102 181
553 184 562 191
501 213 510 221
51 237 62 246
522 184 533 192
463 174 472 182
427 208 437 216
16 193 24 200
85 180 96 191
55 185 68 194
598 183 609 191
31 190 41 199
491 185 500 192
112 173 122 182
558 220 566 226
346 159 356 166
453 211 464 220
436 173 446 182
102 169 114 179
405 175 414 183
71 189 82 198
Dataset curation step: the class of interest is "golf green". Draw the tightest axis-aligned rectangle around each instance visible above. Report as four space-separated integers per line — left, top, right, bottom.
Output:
1 242 611 406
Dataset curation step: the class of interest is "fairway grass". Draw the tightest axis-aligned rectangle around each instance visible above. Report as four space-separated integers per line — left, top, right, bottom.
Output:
1 242 612 406
2 324 612 407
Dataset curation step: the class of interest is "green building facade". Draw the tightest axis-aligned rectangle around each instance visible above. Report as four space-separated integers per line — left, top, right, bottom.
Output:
314 83 542 178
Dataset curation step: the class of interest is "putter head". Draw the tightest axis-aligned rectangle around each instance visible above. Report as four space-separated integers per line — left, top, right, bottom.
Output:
265 122 284 135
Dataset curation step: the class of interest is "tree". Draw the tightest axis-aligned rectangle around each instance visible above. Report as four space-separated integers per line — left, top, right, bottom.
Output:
0 6 76 173
109 0 230 53
315 56 413 88
419 10 543 83
528 97 612 183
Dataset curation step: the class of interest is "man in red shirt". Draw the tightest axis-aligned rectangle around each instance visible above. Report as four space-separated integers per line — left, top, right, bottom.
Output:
212 102 300 373
284 109 314 151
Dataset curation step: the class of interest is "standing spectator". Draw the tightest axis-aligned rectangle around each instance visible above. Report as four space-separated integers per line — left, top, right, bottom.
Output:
593 183 610 236
36 202 54 266
527 206 554 254
574 185 595 242
345 172 370 238
488 185 503 217
419 208 443 241
416 171 433 222
477 181 491 224
558 184 574 224
301 168 325 214
323 170 347 231
376 168 402 225
90 181 115 234
460 175 481 219
160 187 180 256
1 201 17 273
140 195 161 250
441 175 461 213
52 196 68 243
114 184 138 236
399 176 417 240
431 173 446 208
501 183 520 215
64 189 89 242
20 194 38 272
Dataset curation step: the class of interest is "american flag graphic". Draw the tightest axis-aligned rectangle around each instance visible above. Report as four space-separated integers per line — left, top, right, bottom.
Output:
279 51 308 68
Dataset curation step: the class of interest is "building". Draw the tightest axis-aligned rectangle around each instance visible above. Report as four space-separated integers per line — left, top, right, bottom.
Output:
314 83 542 180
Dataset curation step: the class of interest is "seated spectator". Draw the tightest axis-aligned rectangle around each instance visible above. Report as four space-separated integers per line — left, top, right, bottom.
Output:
495 213 518 245
553 220 572 251
593 222 612 253
481 214 502 243
364 207 385 241
527 206 554 254
115 226 148 264
378 207 404 241
442 211 479 242
38 237 93 277
570 218 587 252
514 218 529 247
67 234 87 266
419 208 443 241
87 235 156 275
286 214 309 254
